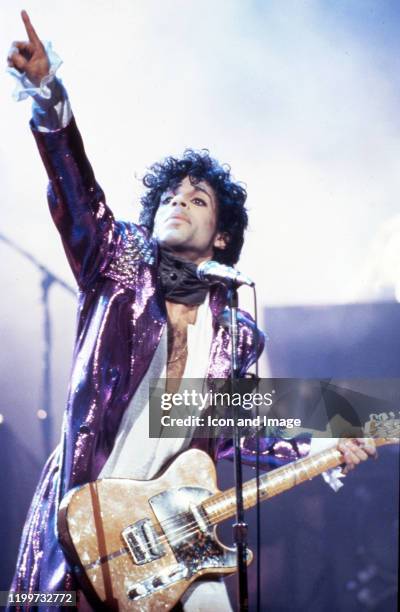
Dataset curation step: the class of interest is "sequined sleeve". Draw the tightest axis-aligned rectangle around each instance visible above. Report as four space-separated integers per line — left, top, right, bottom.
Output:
214 313 311 468
215 432 311 469
31 116 117 288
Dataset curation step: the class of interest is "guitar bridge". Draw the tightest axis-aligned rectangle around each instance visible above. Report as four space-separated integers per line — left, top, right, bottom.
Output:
122 518 164 565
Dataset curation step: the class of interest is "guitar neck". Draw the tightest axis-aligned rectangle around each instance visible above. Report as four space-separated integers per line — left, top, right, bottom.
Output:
202 438 390 526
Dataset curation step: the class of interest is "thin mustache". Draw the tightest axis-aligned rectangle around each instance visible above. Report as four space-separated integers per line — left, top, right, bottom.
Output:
167 213 190 223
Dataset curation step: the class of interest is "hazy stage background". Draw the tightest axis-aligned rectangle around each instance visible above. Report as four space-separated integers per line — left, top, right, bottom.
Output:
0 1 399 610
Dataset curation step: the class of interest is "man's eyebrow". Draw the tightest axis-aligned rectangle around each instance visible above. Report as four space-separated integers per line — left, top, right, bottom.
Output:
192 184 212 199
161 189 175 200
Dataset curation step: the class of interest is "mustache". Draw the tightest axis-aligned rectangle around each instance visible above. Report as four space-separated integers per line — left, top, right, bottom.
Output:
166 213 191 223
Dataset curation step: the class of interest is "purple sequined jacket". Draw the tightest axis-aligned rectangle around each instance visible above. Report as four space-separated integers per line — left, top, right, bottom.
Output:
10 117 310 607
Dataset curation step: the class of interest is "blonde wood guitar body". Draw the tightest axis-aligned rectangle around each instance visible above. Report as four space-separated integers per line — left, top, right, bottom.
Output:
58 449 241 611
59 419 398 611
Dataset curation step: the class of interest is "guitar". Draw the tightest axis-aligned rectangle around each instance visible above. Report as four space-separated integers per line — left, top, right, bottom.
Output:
58 418 398 611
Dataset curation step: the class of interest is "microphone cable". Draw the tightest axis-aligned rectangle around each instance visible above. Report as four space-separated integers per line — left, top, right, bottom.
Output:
252 284 262 612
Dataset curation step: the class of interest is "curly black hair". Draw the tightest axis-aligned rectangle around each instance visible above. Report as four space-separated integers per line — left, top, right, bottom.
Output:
139 149 248 265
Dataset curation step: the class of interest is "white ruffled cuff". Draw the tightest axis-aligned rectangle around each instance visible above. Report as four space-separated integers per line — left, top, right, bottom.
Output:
7 41 62 101
321 466 345 492
309 437 346 492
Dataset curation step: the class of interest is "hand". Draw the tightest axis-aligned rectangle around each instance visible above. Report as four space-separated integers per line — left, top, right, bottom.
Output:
7 10 49 86
338 438 377 474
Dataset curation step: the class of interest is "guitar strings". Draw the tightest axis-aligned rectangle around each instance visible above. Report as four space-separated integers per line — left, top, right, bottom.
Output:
122 455 326 556
146 431 396 551
106 432 396 561
117 445 357 557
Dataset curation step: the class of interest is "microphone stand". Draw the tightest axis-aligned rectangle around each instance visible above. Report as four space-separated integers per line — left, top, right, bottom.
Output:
0 232 75 459
228 283 249 611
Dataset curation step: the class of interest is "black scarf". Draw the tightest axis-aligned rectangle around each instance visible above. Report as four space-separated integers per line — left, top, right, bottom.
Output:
158 245 209 305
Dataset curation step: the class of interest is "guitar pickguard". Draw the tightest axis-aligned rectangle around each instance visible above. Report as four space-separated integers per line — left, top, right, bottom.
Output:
121 486 238 603
149 486 237 576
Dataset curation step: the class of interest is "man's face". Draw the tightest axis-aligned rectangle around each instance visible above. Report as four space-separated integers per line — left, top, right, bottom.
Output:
153 176 225 264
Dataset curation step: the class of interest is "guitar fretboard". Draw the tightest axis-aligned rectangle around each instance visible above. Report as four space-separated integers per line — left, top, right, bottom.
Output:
201 438 389 525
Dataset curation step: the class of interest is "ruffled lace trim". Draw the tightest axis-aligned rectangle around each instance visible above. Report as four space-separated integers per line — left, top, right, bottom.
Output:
7 41 62 101
322 466 345 491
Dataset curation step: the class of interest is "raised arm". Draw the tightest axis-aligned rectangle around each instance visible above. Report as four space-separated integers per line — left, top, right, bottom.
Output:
8 11 116 289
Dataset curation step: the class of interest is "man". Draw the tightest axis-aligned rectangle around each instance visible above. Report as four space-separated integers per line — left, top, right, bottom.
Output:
7 11 376 611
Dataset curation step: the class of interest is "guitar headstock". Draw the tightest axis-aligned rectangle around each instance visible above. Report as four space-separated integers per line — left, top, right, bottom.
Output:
363 412 400 446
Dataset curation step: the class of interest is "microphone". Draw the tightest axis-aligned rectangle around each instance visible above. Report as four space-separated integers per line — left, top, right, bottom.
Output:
197 260 255 287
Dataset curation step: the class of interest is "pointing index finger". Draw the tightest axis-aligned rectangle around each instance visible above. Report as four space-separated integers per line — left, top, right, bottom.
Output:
21 10 41 45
